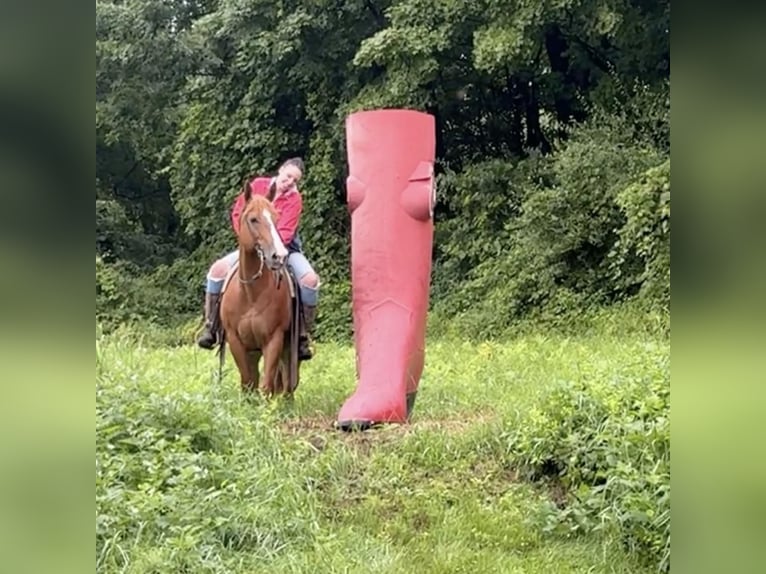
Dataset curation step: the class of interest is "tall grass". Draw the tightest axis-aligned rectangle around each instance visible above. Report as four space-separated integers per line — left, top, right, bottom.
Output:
97 307 669 573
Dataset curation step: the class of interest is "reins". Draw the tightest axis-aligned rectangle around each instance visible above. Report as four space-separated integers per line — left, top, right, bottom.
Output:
238 244 265 284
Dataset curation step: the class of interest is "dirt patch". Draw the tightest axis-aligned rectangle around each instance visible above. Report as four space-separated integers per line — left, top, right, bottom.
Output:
278 411 503 459
279 412 499 439
546 478 569 508
279 415 404 454
280 414 336 434
406 412 500 434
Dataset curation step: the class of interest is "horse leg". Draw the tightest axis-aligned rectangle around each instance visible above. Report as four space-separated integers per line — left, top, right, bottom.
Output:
273 355 285 396
227 334 255 393
248 349 262 392
259 331 284 397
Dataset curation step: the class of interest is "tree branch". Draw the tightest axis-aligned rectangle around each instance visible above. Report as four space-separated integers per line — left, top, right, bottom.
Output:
363 0 386 27
568 35 615 75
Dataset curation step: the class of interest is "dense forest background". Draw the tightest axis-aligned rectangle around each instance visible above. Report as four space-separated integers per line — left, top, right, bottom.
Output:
96 0 670 340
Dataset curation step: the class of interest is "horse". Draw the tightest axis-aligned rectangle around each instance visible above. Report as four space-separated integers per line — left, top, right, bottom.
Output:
217 182 301 397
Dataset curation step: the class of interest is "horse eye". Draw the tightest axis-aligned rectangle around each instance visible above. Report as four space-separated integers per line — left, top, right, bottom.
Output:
248 215 258 223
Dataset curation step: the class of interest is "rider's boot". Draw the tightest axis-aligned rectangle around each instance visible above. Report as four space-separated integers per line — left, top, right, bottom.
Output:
197 292 222 349
298 304 317 360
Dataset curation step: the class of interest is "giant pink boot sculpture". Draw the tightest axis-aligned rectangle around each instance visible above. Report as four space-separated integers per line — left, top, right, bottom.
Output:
336 109 436 431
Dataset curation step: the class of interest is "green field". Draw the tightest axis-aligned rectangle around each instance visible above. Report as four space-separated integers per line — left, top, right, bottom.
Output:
96 312 669 573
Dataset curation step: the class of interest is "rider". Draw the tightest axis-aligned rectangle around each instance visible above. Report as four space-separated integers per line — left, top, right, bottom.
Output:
197 157 320 360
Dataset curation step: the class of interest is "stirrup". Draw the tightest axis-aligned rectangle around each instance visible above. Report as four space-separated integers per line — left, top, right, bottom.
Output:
298 338 313 360
197 325 220 349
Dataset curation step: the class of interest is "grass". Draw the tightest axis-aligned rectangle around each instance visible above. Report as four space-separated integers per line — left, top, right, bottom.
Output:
96 314 669 573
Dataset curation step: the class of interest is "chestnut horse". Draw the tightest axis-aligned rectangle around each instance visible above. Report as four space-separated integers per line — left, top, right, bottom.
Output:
217 183 301 397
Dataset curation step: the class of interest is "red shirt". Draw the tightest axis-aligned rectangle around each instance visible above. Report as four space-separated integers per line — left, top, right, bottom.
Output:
230 176 303 245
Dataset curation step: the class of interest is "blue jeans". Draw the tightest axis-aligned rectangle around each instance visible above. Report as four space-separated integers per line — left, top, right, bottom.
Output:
206 249 319 306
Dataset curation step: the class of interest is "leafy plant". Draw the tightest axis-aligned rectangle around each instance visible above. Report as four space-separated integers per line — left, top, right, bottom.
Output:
97 313 667 573
502 353 670 571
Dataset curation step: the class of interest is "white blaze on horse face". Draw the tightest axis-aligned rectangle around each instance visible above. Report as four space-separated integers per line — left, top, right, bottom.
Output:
263 209 288 258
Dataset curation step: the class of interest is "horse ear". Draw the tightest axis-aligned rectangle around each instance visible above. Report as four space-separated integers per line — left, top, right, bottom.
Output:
243 177 252 203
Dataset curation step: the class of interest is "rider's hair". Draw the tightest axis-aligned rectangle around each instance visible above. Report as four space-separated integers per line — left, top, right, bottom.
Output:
281 157 305 174
266 157 305 200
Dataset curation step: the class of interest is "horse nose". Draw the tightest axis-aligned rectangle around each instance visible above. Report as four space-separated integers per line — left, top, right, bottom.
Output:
271 252 286 264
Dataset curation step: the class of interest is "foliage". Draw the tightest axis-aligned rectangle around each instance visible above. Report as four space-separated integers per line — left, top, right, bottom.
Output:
95 3 671 569
96 255 204 332
610 159 671 305
94 0 671 340
428 99 668 339
97 311 667 572
502 350 670 571
96 0 210 274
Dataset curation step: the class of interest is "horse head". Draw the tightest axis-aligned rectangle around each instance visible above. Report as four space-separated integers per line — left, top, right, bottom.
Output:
238 180 288 272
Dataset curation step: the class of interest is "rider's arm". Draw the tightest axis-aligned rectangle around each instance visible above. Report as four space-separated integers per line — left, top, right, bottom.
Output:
276 192 302 245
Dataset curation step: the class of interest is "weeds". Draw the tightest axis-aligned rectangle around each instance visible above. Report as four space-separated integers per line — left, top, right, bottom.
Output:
97 309 668 572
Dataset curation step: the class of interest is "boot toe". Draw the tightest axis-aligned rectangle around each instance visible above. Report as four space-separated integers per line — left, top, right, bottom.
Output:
298 343 313 360
197 331 217 349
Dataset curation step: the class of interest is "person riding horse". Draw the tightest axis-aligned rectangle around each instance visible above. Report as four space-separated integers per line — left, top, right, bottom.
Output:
197 157 320 360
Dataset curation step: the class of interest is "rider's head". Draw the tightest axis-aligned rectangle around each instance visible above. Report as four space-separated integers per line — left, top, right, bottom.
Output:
274 157 304 195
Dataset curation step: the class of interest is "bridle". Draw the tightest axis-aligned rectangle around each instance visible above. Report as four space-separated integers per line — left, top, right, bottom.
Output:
237 216 285 285
238 244 265 284
238 216 266 284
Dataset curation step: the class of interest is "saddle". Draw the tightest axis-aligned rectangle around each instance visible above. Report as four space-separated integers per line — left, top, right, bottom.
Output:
221 261 303 318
